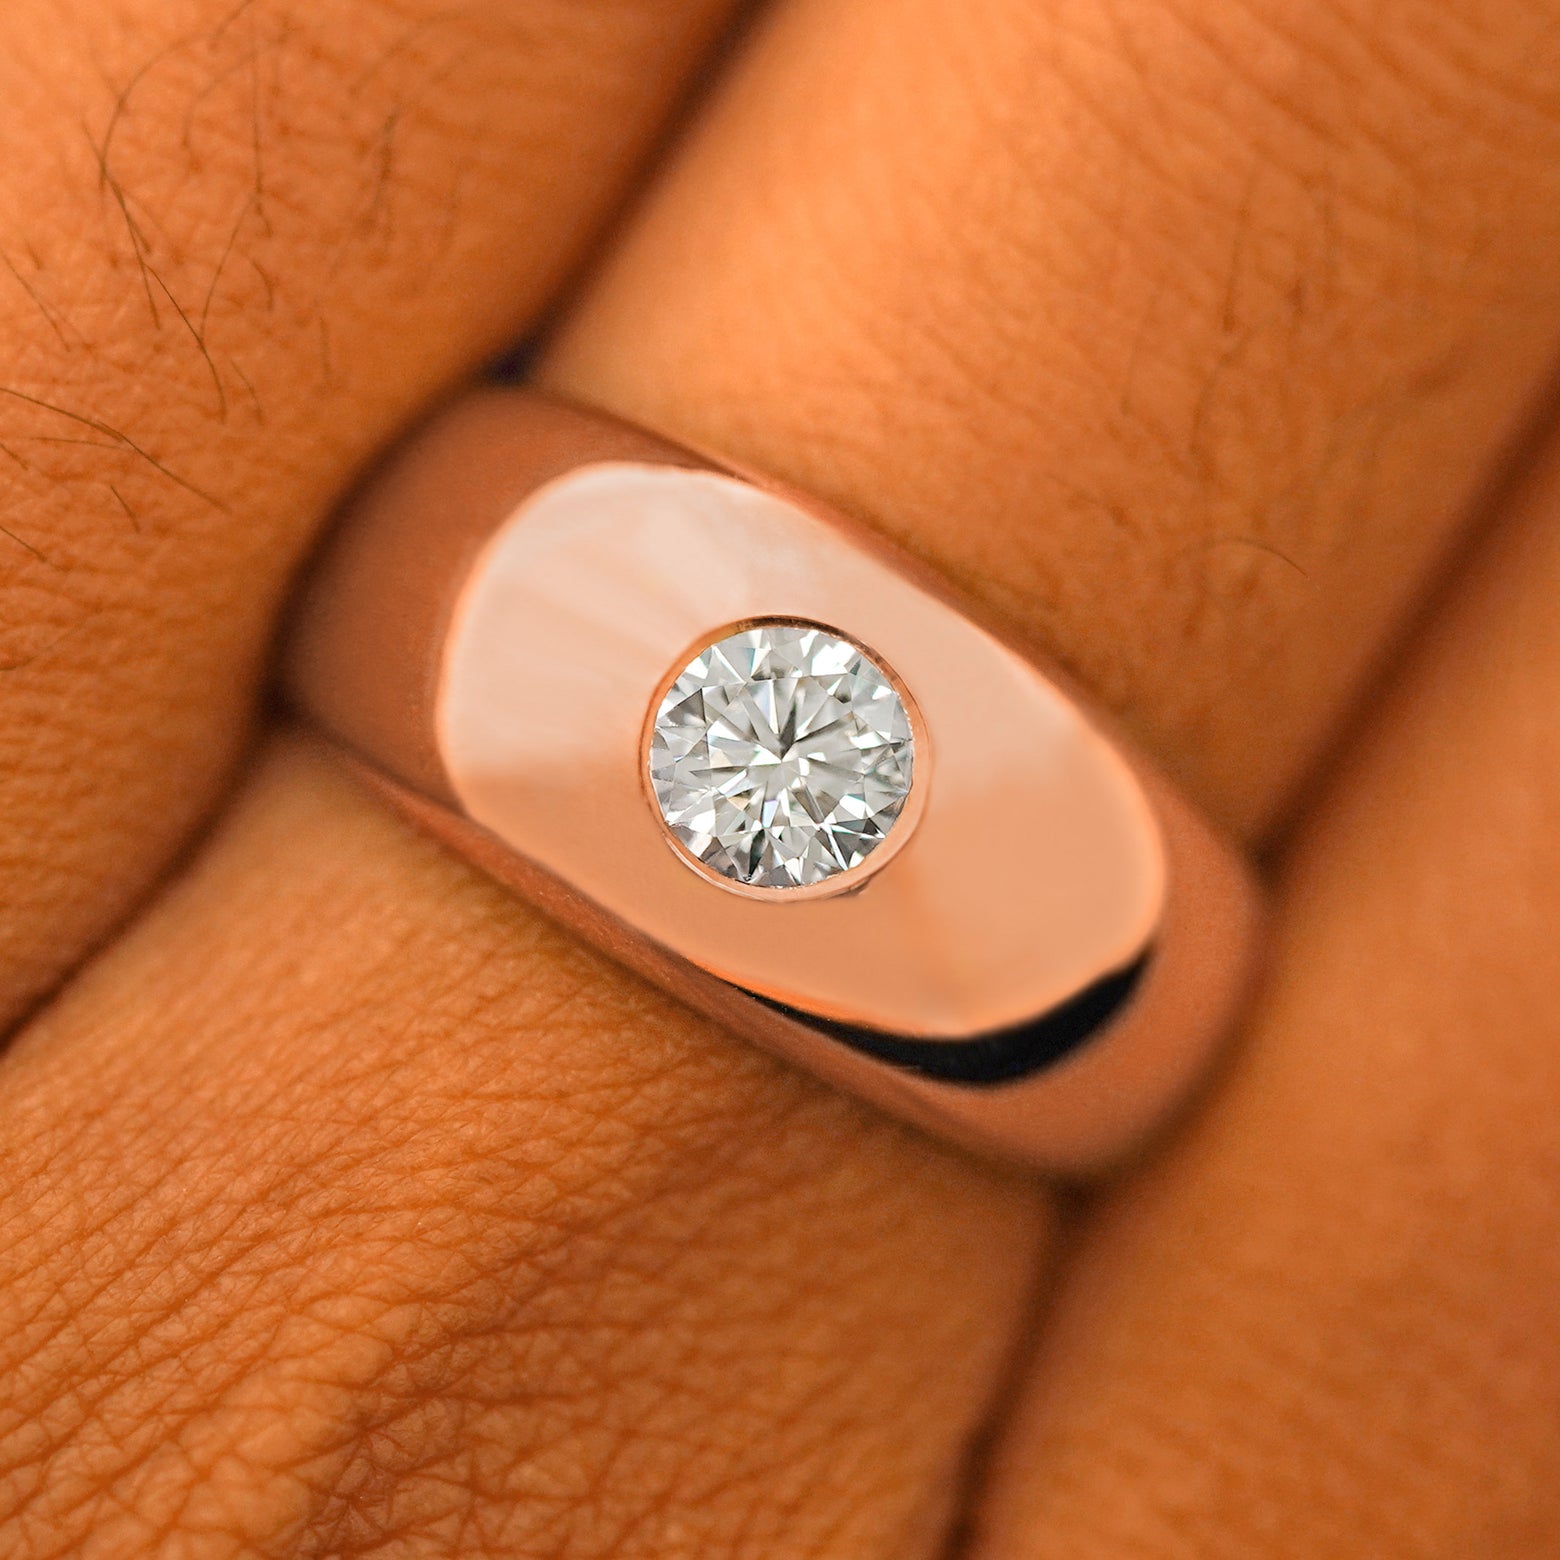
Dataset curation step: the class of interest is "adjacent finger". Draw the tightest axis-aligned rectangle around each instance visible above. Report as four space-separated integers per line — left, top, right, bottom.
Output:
0 0 738 1023
961 425 1560 1554
0 741 1043 1556
546 0 1560 835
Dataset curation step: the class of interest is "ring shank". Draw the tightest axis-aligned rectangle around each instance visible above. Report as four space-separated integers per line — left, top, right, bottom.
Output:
287 390 1261 1172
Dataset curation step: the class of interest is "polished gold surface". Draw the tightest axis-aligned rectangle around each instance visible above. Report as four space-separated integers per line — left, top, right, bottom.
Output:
287 391 1261 1170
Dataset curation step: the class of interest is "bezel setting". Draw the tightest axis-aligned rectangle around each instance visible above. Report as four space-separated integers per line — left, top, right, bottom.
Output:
644 617 923 900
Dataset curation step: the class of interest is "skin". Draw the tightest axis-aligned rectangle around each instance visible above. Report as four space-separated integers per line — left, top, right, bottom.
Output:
0 0 1559 1554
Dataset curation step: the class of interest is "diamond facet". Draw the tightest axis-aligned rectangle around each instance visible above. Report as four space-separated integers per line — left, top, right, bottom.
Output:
649 622 915 889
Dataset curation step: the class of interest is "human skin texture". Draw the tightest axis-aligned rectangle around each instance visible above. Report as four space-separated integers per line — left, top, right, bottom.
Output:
1 0 1560 1555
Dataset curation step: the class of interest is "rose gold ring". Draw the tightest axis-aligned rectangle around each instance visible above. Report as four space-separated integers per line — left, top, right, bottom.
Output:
284 390 1261 1173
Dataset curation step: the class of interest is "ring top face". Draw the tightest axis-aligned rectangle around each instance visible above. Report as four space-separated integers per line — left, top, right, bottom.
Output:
647 620 916 892
434 460 1166 1041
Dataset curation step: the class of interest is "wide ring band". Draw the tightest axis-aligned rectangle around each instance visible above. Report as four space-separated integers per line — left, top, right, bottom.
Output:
285 390 1261 1172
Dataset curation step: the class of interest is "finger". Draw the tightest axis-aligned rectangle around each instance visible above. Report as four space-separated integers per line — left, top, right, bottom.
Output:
0 741 1043 1556
10 0 1560 1554
961 431 1560 1553
0 0 738 1023
546 0 1560 836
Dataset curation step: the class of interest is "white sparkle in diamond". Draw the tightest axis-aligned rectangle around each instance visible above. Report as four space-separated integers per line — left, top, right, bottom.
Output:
648 622 915 889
